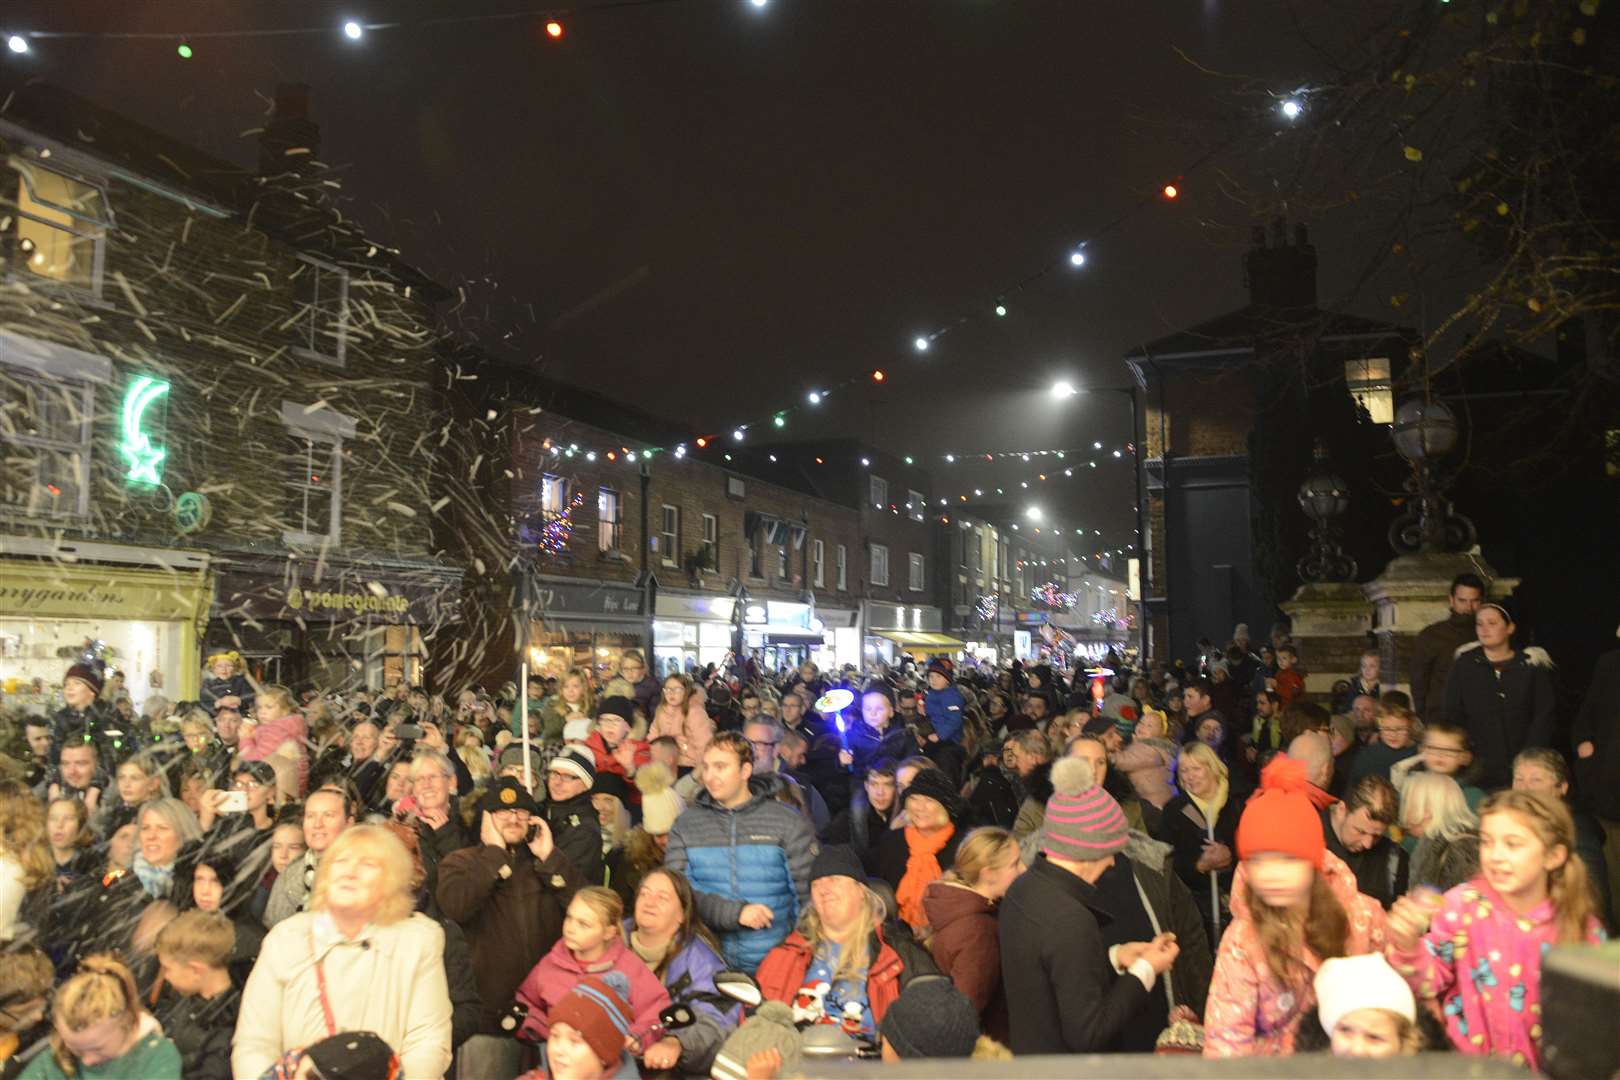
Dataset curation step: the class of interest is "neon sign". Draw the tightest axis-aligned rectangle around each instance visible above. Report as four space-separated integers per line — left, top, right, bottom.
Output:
119 375 170 486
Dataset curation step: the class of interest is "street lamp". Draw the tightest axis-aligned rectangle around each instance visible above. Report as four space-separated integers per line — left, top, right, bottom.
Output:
1296 440 1356 582
1051 380 1077 400
1389 397 1476 553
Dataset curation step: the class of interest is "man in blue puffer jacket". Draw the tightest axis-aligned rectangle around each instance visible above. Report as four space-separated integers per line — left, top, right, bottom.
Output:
664 731 817 974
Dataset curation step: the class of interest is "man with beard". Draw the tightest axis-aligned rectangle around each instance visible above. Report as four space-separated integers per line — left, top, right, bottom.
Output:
1410 573 1485 722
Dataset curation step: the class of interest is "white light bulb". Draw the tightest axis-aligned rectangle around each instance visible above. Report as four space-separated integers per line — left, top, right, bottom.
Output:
1069 249 1087 268
1093 440 1103 449
1051 380 1076 399
861 457 871 467
944 454 954 463
1281 98 1303 120
1113 449 1123 458
6 34 28 54
807 391 822 405
585 451 597 462
732 429 745 441
913 336 930 353
342 20 364 40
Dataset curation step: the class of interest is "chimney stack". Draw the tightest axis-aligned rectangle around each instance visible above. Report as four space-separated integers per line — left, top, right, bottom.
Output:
1244 216 1318 310
258 83 321 176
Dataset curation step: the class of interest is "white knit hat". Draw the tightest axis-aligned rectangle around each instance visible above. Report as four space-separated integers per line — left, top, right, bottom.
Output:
1314 953 1416 1035
562 718 593 744
635 762 683 836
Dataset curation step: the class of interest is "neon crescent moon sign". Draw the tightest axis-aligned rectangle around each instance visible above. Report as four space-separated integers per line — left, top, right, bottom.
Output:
119 375 170 485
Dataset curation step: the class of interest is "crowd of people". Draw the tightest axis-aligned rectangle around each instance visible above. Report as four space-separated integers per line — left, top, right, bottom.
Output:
0 573 1615 1078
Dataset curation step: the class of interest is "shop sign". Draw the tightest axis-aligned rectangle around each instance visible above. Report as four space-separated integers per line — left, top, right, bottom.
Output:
217 568 456 626
1016 611 1048 626
525 577 645 619
0 560 208 622
654 593 735 622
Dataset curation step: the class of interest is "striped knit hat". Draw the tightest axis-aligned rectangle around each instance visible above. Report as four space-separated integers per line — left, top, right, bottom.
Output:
1040 756 1129 862
550 973 634 1069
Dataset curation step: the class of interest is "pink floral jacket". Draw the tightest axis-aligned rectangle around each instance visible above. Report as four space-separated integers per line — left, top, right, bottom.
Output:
1203 851 1387 1057
1386 876 1606 1070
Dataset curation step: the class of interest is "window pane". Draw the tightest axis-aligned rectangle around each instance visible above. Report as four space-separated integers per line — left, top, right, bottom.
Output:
288 435 335 536
293 260 349 362
1 372 88 516
598 488 619 552
14 164 105 288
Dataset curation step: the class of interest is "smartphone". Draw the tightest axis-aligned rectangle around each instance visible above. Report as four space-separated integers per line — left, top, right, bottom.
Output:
218 790 249 814
395 722 426 741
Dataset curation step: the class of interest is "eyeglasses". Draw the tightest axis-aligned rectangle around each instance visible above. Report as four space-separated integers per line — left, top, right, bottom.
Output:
232 779 264 791
747 739 778 751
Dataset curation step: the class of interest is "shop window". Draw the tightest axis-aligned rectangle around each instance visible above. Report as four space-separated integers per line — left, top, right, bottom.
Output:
660 504 679 567
7 156 110 296
908 489 926 522
908 552 925 592
777 542 790 580
281 400 356 546
0 367 94 518
870 475 888 510
288 254 350 368
870 543 889 587
701 513 718 567
1345 357 1394 424
836 544 847 591
812 539 825 588
598 486 621 553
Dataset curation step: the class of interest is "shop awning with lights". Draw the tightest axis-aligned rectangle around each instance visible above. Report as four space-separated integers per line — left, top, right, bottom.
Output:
871 630 967 652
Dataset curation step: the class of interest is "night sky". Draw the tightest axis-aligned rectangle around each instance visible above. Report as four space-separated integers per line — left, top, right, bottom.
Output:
3 0 1371 552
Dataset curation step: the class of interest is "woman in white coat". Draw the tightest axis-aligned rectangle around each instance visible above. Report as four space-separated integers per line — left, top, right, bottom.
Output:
233 824 452 1079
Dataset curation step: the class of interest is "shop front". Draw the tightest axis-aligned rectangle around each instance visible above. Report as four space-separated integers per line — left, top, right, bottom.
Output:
0 542 213 713
815 606 861 672
862 600 963 665
740 599 827 674
209 556 462 693
652 591 734 678
524 574 648 683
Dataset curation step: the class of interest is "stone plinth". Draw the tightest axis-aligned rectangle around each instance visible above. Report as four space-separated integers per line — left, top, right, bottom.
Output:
1362 552 1519 697
1280 582 1375 700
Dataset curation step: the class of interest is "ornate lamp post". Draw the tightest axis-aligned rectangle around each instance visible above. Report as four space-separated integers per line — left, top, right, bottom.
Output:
1389 397 1476 553
1297 440 1357 583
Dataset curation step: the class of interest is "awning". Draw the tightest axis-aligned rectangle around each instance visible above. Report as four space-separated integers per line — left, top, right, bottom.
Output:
871 630 967 652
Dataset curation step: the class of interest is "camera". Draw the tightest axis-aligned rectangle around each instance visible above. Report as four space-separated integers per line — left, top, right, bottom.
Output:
217 790 249 814
395 722 426 741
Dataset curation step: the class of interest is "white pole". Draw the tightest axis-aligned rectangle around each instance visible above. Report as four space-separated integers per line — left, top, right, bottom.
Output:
519 659 531 791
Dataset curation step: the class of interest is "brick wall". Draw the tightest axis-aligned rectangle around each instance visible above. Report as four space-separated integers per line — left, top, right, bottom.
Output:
1 134 441 561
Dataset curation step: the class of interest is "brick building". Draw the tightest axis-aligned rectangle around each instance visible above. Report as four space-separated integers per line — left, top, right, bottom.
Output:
437 361 865 687
0 82 460 708
1126 221 1412 665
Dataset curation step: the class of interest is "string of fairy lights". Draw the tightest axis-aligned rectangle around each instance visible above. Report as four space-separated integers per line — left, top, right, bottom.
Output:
2 4 1312 568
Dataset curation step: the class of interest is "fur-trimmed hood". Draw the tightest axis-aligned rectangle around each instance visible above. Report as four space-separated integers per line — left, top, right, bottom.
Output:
1453 640 1555 668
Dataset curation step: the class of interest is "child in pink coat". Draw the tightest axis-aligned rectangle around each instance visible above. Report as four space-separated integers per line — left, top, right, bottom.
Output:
1203 757 1387 1057
514 887 670 1048
237 685 308 794
1386 790 1607 1071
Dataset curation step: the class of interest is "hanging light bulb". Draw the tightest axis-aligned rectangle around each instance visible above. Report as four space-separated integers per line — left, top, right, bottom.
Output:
176 39 194 59
342 20 364 40
1068 248 1087 267
913 336 930 353
544 20 565 39
6 34 29 54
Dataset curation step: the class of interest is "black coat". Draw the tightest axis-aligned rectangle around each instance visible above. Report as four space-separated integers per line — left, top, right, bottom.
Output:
1443 644 1556 788
544 792 604 889
1412 612 1478 722
999 855 1151 1054
844 720 913 772
967 766 1020 829
819 790 892 870
1152 792 1242 949
155 983 240 1080
1321 808 1409 910
1572 648 1620 820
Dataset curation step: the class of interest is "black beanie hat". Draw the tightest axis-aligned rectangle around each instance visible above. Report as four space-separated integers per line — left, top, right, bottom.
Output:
809 843 865 886
591 771 631 804
878 975 980 1058
597 696 636 724
900 766 965 821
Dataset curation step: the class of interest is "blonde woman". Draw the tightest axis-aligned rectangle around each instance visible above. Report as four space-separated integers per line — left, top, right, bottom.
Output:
20 954 180 1079
1400 772 1480 892
1153 741 1241 947
0 781 53 943
649 674 715 769
922 827 1022 1040
233 824 452 1078
755 845 930 1035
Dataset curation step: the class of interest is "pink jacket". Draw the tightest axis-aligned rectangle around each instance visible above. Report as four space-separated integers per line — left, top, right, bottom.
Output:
238 713 309 792
513 935 670 1045
1114 737 1177 809
649 700 715 768
1203 851 1387 1057
1386 876 1606 1070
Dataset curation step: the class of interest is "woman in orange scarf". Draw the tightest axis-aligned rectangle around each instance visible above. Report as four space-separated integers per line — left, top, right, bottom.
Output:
872 765 967 934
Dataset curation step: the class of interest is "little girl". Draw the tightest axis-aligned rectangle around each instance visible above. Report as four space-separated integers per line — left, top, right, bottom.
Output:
514 886 670 1050
1312 953 1421 1058
1203 757 1387 1057
199 651 254 718
236 686 307 797
1386 789 1606 1070
22 954 181 1079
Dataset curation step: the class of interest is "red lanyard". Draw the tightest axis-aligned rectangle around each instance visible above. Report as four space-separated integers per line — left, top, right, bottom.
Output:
310 925 338 1038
